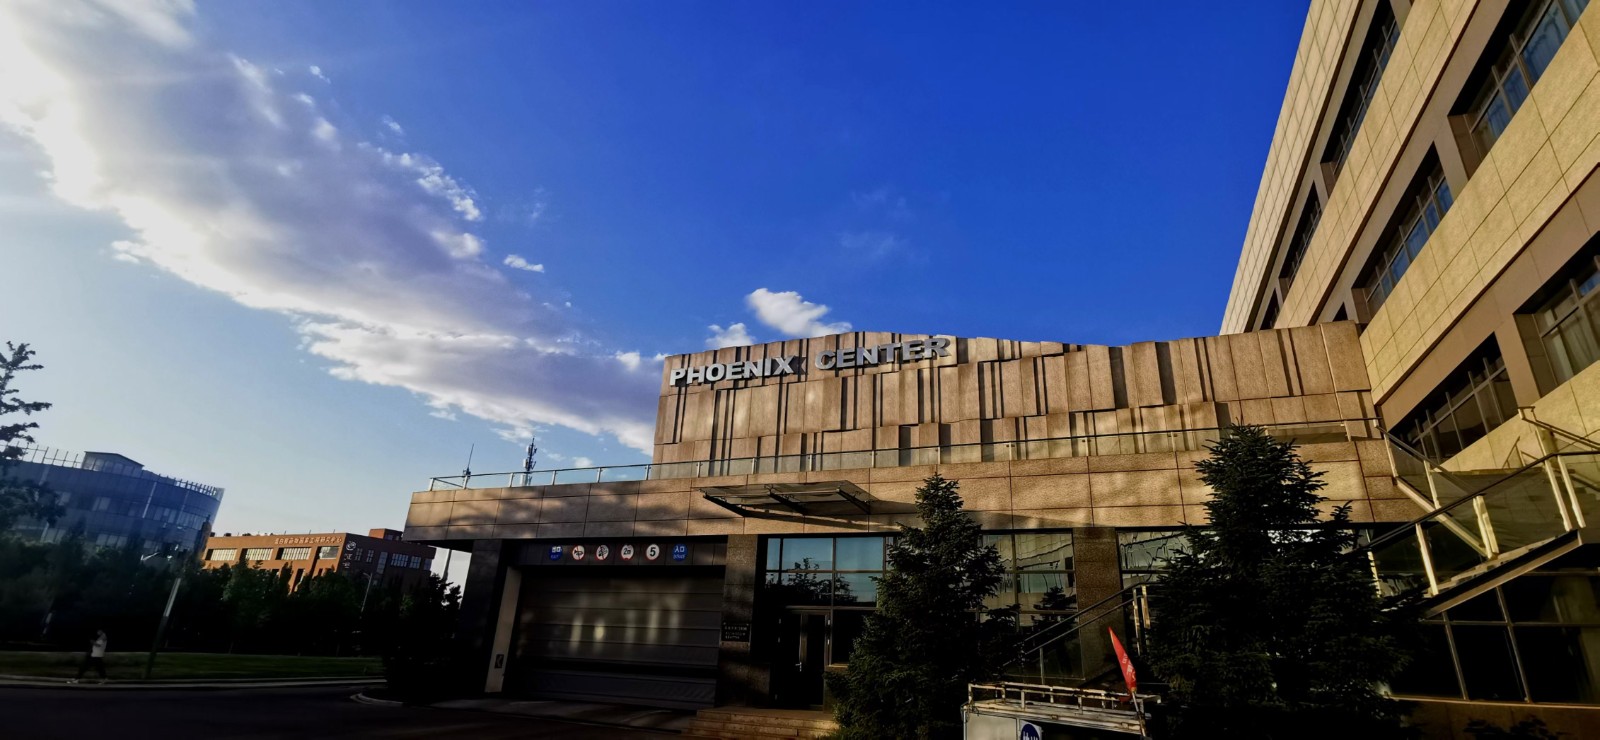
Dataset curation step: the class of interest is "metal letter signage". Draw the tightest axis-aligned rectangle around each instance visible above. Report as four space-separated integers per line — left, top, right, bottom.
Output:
669 337 951 386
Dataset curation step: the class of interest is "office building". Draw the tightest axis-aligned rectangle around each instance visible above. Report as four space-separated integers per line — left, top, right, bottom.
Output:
4 447 223 555
406 0 1600 733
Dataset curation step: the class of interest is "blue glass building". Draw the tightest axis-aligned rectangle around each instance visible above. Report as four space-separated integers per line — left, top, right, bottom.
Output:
4 447 224 554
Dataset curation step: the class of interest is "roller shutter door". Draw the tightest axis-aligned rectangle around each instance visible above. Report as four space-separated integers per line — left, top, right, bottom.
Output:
510 569 723 709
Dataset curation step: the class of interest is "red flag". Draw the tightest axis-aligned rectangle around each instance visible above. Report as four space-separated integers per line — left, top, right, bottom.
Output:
1108 627 1137 696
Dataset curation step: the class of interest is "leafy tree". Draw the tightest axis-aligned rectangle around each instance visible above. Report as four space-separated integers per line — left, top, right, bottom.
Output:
827 474 1016 740
0 342 62 532
1146 425 1412 739
383 573 463 701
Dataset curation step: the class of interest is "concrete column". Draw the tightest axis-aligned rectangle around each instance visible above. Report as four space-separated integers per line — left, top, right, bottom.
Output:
484 566 522 693
1071 527 1125 681
716 534 765 706
456 539 510 694
1497 317 1546 407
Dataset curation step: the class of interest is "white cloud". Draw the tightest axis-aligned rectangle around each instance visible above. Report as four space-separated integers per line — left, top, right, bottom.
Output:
614 351 641 371
707 322 754 349
0 0 658 453
571 456 594 468
308 65 328 83
838 230 905 260
502 254 544 272
380 115 403 135
745 289 851 338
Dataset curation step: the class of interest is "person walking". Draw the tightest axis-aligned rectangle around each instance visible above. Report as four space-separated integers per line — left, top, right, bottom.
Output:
69 629 108 684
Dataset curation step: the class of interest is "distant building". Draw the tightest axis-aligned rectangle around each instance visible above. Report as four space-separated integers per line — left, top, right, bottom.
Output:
3 447 223 554
201 529 437 590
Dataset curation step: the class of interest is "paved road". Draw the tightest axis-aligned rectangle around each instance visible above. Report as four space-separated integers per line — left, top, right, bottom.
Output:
0 685 676 739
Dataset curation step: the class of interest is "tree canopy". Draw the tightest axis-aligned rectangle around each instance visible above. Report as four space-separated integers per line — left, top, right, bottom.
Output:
1147 425 1413 739
828 474 1016 740
0 342 62 532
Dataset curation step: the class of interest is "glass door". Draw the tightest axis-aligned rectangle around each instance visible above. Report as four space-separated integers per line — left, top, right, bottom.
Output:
774 609 829 707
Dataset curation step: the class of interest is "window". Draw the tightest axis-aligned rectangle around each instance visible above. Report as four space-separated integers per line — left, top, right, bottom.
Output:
1324 2 1400 174
208 548 238 562
410 555 422 568
243 548 272 561
1466 0 1590 154
1361 164 1453 315
1280 192 1324 287
987 532 1076 622
317 545 338 559
1393 342 1518 461
1258 296 1281 331
1119 530 1191 586
1531 245 1600 384
365 549 374 562
423 559 433 571
390 552 409 567
763 536 888 610
280 547 311 560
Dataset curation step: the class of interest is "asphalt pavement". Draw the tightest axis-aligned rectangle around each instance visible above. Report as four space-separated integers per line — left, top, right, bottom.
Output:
0 685 678 739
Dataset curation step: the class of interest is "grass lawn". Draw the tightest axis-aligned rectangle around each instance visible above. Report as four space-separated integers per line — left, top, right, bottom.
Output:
0 651 382 681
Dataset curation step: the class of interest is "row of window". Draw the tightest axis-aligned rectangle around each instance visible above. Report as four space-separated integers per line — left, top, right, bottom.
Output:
1263 0 1589 327
205 545 430 569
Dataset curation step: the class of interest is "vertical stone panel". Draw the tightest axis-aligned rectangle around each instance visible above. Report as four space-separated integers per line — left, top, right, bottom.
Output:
1001 359 1025 417
1259 331 1292 398
1129 341 1164 407
1042 355 1069 413
1205 336 1239 402
1171 337 1206 404
1087 345 1116 411
1227 333 1267 399
1289 326 1335 395
1066 351 1093 411
1321 322 1370 391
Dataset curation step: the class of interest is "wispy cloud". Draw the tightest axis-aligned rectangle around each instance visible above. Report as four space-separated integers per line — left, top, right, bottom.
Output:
838 230 905 261
308 65 329 83
380 115 404 135
503 254 544 272
0 1 658 452
706 322 754 349
745 289 850 338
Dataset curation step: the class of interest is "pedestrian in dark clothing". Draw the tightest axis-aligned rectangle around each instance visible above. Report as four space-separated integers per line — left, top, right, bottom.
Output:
70 629 107 684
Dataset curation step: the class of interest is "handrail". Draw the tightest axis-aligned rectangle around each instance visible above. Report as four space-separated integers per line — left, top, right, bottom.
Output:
1520 411 1600 453
1005 584 1149 676
428 419 1377 490
1007 584 1142 662
1361 449 1589 555
1385 433 1497 490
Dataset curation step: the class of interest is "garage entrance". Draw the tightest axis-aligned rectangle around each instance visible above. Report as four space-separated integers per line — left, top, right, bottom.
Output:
507 568 724 709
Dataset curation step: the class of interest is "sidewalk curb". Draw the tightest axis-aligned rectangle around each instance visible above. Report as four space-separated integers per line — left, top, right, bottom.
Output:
350 690 402 707
0 676 385 691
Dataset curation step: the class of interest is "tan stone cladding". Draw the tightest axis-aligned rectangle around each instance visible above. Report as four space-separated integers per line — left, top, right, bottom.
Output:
651 323 1376 466
405 440 1407 540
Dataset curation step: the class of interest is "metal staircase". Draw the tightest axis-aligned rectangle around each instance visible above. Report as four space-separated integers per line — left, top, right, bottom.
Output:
1366 423 1600 617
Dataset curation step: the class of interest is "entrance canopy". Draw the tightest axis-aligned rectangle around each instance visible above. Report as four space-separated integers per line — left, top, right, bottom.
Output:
699 481 874 517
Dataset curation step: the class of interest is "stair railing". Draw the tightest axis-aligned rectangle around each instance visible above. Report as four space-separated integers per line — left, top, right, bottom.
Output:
1003 584 1150 686
1361 450 1598 599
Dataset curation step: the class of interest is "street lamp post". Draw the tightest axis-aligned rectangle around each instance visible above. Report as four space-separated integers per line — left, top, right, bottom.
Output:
142 553 185 680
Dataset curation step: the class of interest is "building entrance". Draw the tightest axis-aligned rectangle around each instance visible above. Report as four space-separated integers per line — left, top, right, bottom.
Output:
773 608 830 708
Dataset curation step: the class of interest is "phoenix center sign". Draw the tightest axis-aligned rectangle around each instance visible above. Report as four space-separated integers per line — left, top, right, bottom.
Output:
670 337 951 387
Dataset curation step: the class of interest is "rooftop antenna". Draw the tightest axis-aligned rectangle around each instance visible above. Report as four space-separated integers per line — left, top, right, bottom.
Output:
462 443 475 485
523 436 538 486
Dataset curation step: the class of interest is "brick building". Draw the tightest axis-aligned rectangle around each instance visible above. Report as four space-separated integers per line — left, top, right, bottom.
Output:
202 529 436 590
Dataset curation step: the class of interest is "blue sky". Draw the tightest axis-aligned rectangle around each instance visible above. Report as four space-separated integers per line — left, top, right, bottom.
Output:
0 1 1309 540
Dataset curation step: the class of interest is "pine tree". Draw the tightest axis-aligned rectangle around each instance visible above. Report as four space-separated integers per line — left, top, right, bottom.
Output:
827 474 1016 740
1147 425 1412 739
0 342 62 532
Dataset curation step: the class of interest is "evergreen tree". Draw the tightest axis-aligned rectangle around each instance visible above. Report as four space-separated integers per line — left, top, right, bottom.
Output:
828 474 1016 740
0 342 62 532
1147 425 1412 739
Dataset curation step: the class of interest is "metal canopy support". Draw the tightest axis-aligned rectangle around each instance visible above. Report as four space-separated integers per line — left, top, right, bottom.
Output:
764 487 809 515
833 485 871 514
697 480 874 518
